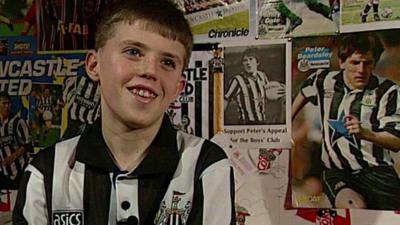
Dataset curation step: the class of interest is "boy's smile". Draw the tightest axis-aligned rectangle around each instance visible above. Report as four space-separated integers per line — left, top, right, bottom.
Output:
86 21 186 129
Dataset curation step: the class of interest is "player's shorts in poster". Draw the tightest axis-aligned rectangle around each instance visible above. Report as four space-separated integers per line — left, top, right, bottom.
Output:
0 0 35 36
221 39 291 149
290 32 400 210
341 0 400 33
257 0 338 39
185 0 253 43
167 44 216 140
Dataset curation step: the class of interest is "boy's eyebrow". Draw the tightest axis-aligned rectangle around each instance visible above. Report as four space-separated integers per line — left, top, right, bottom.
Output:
120 40 183 65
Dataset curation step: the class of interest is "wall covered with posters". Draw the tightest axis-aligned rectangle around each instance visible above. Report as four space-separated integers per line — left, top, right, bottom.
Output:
1 0 400 224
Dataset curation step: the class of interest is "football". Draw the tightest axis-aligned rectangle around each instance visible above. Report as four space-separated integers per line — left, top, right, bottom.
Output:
381 7 393 18
265 81 285 100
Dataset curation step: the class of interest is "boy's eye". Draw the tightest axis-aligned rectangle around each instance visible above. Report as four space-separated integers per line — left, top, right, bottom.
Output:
124 48 142 57
162 58 176 69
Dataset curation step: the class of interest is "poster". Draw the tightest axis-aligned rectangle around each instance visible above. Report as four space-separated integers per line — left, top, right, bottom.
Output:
212 133 291 225
257 0 338 39
185 0 254 43
36 0 113 52
221 39 291 149
167 44 217 139
290 32 400 210
0 50 100 221
0 0 35 36
341 0 400 33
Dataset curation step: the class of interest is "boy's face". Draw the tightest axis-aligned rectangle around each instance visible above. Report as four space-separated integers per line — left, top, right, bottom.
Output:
86 21 186 129
340 50 375 90
242 55 259 74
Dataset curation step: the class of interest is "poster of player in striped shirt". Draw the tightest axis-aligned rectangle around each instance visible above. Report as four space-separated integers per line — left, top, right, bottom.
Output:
167 44 215 140
0 92 32 191
30 83 63 149
222 39 291 149
37 0 114 51
290 31 400 210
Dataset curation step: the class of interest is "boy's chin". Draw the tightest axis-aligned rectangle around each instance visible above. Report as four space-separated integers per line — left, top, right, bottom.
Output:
125 114 164 129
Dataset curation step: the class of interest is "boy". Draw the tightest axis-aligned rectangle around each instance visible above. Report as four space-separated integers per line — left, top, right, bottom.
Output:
13 1 235 224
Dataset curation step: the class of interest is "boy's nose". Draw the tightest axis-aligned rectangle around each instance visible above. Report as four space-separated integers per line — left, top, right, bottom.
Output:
357 63 366 73
138 57 157 81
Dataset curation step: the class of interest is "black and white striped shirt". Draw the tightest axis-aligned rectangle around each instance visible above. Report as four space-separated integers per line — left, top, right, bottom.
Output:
224 71 269 123
13 116 235 225
38 96 54 113
0 115 31 180
300 70 400 170
63 76 101 125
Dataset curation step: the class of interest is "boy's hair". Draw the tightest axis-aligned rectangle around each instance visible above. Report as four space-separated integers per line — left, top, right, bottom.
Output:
242 48 259 62
338 32 383 63
95 0 193 69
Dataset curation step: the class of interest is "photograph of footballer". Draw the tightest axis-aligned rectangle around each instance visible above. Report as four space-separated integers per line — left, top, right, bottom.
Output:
13 1 235 224
0 92 33 190
224 45 286 125
29 83 63 149
291 32 400 210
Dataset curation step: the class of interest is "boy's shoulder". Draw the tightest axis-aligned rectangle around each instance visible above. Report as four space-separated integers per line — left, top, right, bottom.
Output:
30 136 80 174
176 131 228 168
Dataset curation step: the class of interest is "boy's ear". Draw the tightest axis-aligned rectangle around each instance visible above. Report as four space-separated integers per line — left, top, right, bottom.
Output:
85 50 100 81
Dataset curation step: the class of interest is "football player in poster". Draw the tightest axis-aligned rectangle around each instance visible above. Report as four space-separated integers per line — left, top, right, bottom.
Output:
0 92 32 190
224 47 286 125
292 33 400 210
361 0 380 23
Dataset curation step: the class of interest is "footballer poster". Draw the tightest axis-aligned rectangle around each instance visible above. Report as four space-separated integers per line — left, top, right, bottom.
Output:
167 44 217 140
0 51 100 222
257 0 338 39
0 0 35 36
341 0 400 33
221 39 291 149
290 32 400 210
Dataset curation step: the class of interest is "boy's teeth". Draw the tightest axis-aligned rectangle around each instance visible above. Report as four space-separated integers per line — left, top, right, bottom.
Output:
132 88 155 98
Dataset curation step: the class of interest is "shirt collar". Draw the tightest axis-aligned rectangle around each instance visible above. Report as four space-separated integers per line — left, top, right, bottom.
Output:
75 115 180 175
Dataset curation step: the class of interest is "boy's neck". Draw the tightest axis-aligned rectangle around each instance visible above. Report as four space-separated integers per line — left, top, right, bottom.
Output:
101 115 163 172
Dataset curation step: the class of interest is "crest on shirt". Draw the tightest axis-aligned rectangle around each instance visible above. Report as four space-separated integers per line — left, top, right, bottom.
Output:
52 210 84 225
154 191 192 225
361 91 376 107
